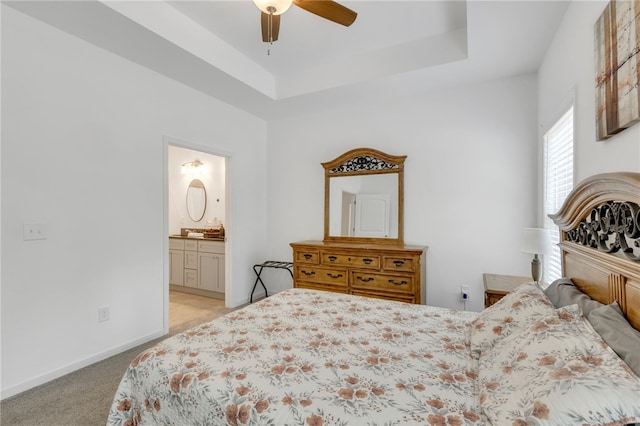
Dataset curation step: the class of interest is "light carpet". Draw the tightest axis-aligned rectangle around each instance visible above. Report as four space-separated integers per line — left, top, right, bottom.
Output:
1 291 236 426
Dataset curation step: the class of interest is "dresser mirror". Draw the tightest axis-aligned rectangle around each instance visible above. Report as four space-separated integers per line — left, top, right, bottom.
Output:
323 148 405 245
186 179 207 222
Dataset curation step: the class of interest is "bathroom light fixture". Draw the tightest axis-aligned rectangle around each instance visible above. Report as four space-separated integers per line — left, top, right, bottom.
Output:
521 228 551 284
181 159 204 175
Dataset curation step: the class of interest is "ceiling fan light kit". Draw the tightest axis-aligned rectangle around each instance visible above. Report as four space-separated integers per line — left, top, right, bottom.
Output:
253 0 357 50
252 0 293 16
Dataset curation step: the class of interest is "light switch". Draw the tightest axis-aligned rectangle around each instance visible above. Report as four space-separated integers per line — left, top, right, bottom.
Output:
23 223 48 240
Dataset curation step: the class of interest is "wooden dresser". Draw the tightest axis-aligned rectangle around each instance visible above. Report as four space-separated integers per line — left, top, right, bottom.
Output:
290 241 427 304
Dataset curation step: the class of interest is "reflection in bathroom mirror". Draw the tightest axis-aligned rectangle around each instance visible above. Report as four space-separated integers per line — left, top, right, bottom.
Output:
186 179 207 222
328 174 398 238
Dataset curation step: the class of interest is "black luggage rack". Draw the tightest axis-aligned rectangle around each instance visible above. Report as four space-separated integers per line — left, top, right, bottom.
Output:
250 260 293 303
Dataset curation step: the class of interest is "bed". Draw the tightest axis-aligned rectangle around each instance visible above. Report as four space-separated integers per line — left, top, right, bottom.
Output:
108 172 640 426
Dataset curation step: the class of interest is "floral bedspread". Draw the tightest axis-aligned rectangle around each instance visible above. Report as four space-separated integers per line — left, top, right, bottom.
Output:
108 289 482 425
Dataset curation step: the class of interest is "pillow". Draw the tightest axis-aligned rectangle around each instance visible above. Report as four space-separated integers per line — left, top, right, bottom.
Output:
542 277 573 306
478 304 640 425
543 278 604 317
470 282 555 353
587 301 640 377
556 282 604 317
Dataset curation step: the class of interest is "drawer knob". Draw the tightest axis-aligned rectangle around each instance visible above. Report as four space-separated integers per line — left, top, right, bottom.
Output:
356 276 374 282
388 279 408 286
303 254 312 260
327 273 343 279
301 270 316 276
362 258 373 264
328 256 337 261
393 260 405 267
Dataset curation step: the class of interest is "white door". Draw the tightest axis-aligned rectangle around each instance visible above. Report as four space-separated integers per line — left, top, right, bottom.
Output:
354 194 391 238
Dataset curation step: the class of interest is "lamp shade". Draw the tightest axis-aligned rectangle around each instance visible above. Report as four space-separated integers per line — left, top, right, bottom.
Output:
521 228 551 255
252 0 293 15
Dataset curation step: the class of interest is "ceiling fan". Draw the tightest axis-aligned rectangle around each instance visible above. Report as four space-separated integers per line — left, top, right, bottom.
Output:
252 0 357 44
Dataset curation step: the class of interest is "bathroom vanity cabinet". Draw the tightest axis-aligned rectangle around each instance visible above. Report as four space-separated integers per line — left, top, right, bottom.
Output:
169 237 225 298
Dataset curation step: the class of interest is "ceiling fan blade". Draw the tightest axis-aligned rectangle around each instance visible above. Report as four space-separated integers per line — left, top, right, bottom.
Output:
261 12 281 42
293 0 357 27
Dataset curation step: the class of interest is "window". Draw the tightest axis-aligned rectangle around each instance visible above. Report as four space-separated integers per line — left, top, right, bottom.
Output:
543 106 574 284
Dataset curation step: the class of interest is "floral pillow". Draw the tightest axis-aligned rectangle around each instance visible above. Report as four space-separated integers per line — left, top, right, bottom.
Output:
470 282 555 353
478 304 640 425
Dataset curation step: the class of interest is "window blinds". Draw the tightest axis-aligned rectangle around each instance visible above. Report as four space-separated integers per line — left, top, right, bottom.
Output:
543 106 574 283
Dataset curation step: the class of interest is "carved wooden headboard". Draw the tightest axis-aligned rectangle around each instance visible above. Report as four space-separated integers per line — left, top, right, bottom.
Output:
549 172 640 331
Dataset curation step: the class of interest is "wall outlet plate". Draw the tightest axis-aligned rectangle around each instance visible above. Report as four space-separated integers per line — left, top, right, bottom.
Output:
98 306 110 322
23 223 48 240
460 285 470 301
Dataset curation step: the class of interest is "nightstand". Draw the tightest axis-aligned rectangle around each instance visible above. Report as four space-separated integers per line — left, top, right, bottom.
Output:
483 273 531 308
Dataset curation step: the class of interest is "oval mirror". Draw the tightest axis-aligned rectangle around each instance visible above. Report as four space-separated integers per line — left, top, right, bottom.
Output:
186 179 207 222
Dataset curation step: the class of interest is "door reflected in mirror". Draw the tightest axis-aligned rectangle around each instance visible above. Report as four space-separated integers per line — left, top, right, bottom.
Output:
329 174 398 238
186 179 207 222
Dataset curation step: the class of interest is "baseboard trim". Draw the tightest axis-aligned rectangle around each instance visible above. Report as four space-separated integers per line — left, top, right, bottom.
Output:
1 329 166 400
169 284 223 300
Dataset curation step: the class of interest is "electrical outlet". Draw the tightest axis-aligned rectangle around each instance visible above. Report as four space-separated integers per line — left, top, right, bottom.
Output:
23 223 48 241
98 306 110 323
460 285 470 301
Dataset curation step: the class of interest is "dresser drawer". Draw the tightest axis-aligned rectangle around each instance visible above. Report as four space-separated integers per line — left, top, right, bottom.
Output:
169 238 185 250
294 249 320 264
296 281 348 294
485 290 508 308
351 290 415 304
321 252 380 269
351 271 414 293
382 256 416 273
184 250 198 269
295 266 348 286
198 240 224 254
184 269 198 287
184 240 198 251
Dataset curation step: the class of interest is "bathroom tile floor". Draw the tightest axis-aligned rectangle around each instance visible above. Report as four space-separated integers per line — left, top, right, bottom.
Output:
169 290 237 333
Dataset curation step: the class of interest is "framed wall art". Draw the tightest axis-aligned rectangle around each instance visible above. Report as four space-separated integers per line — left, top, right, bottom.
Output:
594 0 640 141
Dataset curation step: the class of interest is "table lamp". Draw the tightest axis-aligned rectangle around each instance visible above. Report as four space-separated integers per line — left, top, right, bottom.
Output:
521 228 551 284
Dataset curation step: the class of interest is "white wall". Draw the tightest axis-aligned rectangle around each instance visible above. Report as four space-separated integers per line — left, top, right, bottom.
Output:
265 74 540 311
1 6 267 398
167 146 226 234
538 0 640 182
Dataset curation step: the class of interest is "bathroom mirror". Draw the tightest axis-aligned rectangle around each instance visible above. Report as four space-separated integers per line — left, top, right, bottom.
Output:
186 179 207 222
323 148 405 245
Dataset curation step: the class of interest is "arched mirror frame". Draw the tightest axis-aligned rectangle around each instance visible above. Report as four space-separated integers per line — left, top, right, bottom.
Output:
186 178 207 222
323 148 405 245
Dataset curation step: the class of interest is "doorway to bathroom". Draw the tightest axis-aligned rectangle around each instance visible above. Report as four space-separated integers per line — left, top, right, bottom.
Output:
166 141 229 332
